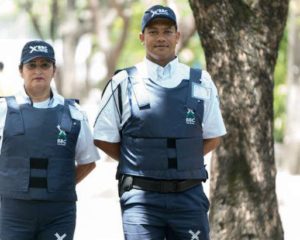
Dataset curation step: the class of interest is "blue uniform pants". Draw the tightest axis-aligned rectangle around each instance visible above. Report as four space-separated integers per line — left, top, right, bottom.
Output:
0 197 76 240
120 184 210 240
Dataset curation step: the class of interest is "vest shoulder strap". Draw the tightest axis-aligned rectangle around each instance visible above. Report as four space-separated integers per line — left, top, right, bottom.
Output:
124 66 150 110
64 98 79 106
60 98 79 133
190 68 202 83
4 96 19 110
4 96 25 135
113 66 138 119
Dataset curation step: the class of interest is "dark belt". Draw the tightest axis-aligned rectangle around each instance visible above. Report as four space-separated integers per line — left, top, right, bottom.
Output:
118 175 203 197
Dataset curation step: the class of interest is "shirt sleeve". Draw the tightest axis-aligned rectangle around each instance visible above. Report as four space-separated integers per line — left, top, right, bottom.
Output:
94 71 129 143
0 99 7 153
201 71 227 139
72 107 101 165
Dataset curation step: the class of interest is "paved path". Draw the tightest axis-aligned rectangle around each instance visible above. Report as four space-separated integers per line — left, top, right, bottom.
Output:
74 159 299 240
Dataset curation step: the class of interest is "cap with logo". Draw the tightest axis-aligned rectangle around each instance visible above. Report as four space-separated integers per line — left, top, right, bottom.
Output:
20 40 55 64
141 5 177 32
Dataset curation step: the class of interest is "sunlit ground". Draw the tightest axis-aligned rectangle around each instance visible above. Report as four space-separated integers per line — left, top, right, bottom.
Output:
75 151 300 240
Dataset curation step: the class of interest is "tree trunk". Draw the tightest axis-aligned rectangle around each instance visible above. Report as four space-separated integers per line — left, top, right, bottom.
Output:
189 0 288 239
284 0 300 174
61 36 78 98
58 0 79 98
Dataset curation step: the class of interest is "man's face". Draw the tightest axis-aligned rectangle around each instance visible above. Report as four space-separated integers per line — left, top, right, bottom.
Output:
140 18 180 66
20 57 55 94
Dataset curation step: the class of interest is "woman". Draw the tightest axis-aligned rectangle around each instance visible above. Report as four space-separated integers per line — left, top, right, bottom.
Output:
0 40 100 240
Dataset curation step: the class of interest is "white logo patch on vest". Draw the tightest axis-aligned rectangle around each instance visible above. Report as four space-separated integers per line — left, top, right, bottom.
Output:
192 82 211 100
57 125 67 146
186 108 196 125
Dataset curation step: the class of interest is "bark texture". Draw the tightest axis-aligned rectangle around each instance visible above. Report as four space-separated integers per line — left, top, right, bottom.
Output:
285 0 300 174
188 0 289 239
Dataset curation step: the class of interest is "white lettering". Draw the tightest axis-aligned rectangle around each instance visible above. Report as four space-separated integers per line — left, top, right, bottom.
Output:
189 230 201 240
29 45 48 54
54 233 67 240
150 9 169 17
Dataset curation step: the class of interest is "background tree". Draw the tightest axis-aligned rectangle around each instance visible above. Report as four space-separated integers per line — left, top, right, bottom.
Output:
188 0 288 239
18 0 199 99
19 0 134 98
284 0 300 174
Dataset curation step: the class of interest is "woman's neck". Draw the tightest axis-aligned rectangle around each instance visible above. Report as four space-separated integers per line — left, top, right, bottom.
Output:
25 87 51 103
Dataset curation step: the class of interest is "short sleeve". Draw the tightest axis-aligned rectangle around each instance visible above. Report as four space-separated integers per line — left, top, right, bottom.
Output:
94 70 130 143
0 99 7 153
70 107 100 165
201 71 227 139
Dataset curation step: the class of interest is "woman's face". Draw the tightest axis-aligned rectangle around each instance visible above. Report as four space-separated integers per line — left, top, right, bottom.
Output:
20 57 55 95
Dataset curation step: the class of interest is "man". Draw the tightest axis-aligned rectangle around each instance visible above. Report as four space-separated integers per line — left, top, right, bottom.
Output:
94 5 226 240
0 40 100 240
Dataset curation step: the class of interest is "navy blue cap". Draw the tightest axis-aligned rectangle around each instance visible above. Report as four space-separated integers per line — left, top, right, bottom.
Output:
20 40 55 64
141 5 177 32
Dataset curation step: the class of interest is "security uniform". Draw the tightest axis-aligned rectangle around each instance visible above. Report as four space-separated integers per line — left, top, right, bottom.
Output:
0 89 99 240
94 58 226 240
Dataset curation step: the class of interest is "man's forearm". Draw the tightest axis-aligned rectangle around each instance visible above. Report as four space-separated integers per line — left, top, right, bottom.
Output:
203 137 221 156
94 140 120 161
76 162 96 184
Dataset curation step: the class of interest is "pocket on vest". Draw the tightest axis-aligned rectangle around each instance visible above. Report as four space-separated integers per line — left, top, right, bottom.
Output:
47 158 75 192
131 138 168 170
0 156 30 192
176 138 204 170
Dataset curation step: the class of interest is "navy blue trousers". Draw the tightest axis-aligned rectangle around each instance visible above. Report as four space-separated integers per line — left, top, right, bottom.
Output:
120 184 210 240
0 197 76 240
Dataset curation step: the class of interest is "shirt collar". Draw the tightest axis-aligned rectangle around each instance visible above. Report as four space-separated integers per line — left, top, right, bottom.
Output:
144 57 178 82
17 86 61 107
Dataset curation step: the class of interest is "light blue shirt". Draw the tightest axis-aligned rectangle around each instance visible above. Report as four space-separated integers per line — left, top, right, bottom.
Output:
94 57 226 143
0 87 100 165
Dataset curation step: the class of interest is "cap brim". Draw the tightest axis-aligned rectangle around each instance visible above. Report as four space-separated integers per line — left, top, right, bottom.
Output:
22 55 55 64
143 16 177 31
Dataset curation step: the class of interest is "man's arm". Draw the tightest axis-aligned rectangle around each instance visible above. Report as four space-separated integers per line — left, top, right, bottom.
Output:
94 140 120 161
203 137 221 156
76 162 96 184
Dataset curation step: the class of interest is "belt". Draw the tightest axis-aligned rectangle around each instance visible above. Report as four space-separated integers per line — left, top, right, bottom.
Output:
119 175 203 195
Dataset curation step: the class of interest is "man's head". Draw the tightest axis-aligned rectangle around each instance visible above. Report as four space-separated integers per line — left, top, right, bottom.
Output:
0 62 3 72
141 5 177 33
140 5 180 67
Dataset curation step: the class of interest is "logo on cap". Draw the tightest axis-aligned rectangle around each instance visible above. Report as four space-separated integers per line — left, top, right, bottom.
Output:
20 40 55 64
141 5 177 32
150 8 170 17
29 45 49 54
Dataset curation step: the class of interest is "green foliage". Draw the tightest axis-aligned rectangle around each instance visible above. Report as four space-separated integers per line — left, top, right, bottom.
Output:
116 3 145 68
179 34 206 69
2 0 287 144
274 27 288 143
117 1 206 69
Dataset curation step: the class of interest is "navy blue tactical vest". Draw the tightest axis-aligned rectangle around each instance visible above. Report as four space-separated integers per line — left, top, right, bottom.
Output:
0 96 80 201
118 67 208 180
